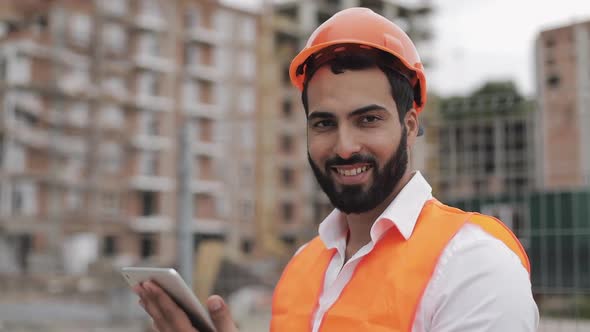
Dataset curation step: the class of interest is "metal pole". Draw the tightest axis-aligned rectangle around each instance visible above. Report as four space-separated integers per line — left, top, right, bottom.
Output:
177 120 194 286
48 2 66 273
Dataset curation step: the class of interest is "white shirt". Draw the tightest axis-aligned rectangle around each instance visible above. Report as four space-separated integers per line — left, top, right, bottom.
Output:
302 171 539 332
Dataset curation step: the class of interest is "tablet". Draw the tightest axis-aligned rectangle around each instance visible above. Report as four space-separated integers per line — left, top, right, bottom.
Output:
121 267 216 332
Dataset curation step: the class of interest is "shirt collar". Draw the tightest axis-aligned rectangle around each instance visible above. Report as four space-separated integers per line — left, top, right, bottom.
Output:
318 171 433 250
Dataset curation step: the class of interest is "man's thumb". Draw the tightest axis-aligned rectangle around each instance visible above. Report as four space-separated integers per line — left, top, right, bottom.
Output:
207 295 239 332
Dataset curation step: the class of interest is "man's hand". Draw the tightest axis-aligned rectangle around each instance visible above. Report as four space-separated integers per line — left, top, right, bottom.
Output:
134 281 239 332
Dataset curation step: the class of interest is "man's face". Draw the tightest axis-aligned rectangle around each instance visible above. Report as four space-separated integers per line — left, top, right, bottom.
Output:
306 66 409 214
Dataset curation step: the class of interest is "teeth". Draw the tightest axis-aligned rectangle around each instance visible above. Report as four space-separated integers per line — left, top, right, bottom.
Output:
337 166 370 176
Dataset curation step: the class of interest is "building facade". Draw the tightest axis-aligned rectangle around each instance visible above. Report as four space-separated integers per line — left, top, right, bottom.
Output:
434 85 535 244
0 0 259 281
533 20 590 311
535 19 590 190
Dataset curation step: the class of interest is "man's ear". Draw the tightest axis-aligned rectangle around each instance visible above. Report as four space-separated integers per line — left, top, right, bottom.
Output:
404 108 419 148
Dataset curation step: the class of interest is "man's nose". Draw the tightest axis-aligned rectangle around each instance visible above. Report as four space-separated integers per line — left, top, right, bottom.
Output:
333 127 362 160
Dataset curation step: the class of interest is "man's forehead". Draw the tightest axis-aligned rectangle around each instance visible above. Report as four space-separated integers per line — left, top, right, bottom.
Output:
306 68 393 111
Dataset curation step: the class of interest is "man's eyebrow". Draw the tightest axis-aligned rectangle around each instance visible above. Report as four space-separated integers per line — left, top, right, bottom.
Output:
348 104 388 118
307 104 388 121
307 111 334 121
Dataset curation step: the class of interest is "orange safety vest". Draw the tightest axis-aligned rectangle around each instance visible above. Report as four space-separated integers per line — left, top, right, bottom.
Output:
271 199 530 332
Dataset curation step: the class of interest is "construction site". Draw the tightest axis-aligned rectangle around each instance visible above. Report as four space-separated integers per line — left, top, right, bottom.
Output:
0 0 588 331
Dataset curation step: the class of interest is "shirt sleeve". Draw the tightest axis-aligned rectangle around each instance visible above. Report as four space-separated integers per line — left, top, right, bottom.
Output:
414 223 539 332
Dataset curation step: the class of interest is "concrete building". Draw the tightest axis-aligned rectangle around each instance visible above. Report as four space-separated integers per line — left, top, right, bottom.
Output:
434 85 536 242
533 20 590 312
0 0 260 282
535 19 590 190
262 0 434 251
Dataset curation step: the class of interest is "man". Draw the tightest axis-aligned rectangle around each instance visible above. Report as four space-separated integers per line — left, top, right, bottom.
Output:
134 7 539 332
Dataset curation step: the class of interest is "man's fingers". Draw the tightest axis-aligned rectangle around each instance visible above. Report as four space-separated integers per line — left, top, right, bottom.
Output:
134 281 213 332
144 281 196 331
207 295 239 332
145 281 185 320
143 298 168 332
133 283 167 332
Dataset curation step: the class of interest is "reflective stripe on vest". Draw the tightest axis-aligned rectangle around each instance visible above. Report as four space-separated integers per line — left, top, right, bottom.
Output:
270 199 531 332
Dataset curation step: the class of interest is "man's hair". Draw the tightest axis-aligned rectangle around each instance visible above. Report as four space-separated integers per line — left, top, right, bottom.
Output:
301 51 415 123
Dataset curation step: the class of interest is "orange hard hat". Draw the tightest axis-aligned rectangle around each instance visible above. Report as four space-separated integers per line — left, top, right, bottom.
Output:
289 7 427 114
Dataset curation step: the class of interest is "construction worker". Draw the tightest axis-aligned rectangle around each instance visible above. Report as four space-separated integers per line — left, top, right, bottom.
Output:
134 7 539 331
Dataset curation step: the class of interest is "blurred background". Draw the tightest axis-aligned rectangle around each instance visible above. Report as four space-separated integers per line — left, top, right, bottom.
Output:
0 0 588 331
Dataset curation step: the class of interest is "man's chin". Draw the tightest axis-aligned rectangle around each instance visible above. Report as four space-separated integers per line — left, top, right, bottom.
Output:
329 192 369 207
330 188 365 202
332 200 374 214
331 178 372 192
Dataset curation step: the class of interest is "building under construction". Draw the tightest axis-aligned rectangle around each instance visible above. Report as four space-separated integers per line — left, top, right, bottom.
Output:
535 19 590 190
433 83 535 242
426 17 590 319
0 0 260 298
532 19 590 318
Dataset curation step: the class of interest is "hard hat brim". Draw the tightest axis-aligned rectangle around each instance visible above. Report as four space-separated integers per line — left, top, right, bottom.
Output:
289 39 427 113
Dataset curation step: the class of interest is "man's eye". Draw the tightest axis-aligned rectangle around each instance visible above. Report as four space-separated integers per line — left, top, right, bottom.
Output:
314 120 335 128
361 115 380 123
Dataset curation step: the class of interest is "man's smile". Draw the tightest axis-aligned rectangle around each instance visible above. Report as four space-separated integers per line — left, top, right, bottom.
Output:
330 164 374 185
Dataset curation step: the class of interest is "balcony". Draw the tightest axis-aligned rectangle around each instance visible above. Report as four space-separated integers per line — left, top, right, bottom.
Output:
130 175 174 192
131 135 172 150
134 53 175 73
58 74 93 97
0 215 41 232
13 92 43 115
134 13 166 31
135 94 174 112
13 125 49 148
182 102 222 120
129 215 172 232
186 64 222 82
8 39 43 57
98 0 128 18
192 141 222 157
102 58 133 74
101 83 129 102
9 124 87 156
187 27 220 45
56 135 87 155
191 180 223 195
191 218 227 236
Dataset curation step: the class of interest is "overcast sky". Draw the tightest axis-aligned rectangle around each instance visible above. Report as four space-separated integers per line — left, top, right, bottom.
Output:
222 0 590 97
430 0 590 97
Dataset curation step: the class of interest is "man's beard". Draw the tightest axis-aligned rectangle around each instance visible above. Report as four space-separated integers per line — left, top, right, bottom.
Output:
308 128 408 214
